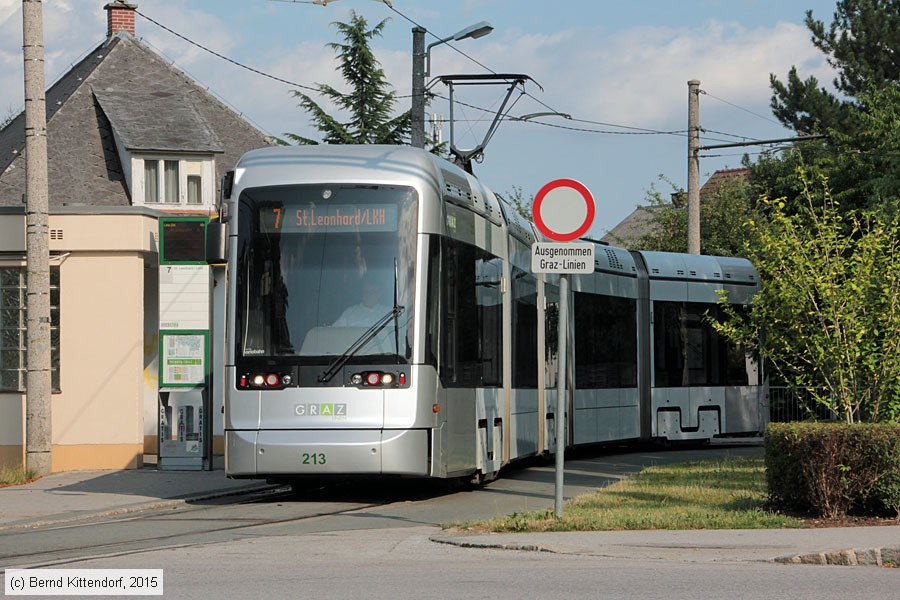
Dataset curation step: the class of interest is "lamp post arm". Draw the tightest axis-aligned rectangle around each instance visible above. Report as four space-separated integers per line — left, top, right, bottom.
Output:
425 36 453 78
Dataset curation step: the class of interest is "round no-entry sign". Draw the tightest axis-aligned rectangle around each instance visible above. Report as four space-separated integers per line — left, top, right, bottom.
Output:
532 178 595 242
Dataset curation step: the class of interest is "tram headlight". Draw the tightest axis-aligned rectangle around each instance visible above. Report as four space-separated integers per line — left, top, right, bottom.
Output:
240 370 293 389
350 370 408 388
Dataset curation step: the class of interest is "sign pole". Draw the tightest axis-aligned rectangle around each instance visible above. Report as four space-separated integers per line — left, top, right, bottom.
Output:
530 177 596 522
554 273 569 518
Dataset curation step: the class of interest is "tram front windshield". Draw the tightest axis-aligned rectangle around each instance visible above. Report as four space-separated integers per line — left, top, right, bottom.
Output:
236 184 417 363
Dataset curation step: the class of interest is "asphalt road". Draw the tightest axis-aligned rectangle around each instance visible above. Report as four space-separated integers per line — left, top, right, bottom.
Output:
1 443 763 568
7 443 893 599
6 526 899 600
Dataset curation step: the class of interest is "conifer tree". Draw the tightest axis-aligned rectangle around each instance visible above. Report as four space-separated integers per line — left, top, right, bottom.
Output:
284 11 409 145
770 0 900 134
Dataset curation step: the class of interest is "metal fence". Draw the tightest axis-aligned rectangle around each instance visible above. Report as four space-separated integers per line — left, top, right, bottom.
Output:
768 386 838 422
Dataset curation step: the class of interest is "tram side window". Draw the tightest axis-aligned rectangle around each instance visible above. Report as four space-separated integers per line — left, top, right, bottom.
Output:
654 302 720 387
722 306 753 386
574 291 637 388
724 340 751 386
653 301 753 387
511 267 538 389
438 237 503 388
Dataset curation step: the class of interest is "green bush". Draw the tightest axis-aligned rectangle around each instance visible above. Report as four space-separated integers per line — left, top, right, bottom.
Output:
765 422 900 518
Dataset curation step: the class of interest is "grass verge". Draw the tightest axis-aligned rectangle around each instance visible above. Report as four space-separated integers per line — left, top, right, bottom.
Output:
463 456 803 532
0 465 39 488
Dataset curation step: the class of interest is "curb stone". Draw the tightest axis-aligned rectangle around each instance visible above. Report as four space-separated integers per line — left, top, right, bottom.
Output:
433 534 900 567
774 545 900 567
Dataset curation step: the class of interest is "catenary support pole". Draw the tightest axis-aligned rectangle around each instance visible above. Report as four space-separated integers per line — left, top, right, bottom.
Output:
687 79 701 255
554 274 568 518
411 27 426 149
23 0 52 476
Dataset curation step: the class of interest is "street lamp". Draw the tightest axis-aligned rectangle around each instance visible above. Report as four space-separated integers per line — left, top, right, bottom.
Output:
425 21 493 78
411 21 494 148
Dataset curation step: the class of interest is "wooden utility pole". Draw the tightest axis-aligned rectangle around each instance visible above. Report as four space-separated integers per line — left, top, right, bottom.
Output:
23 0 52 475
687 79 701 255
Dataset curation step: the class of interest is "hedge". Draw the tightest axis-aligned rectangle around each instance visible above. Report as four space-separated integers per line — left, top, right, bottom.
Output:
765 422 900 518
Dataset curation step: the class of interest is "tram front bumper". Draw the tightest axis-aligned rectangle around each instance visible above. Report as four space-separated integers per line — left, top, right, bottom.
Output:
225 429 428 477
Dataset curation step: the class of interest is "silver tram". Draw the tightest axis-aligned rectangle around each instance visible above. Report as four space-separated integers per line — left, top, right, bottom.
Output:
221 144 766 482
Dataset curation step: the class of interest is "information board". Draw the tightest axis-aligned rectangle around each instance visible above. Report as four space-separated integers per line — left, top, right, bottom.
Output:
160 331 208 387
159 264 210 330
160 218 207 264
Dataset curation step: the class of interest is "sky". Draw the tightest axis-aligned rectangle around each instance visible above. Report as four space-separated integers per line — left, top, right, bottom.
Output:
0 0 841 238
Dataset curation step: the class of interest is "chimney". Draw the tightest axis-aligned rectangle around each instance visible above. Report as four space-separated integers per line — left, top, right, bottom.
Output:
104 1 137 38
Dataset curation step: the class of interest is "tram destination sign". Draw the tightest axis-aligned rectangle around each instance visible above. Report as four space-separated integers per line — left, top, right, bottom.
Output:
531 242 595 274
265 203 398 233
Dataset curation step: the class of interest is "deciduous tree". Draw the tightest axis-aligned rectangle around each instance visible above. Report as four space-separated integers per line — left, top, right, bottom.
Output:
714 173 900 423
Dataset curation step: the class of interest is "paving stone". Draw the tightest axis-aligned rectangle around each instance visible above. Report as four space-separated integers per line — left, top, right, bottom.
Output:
825 550 858 566
880 546 900 567
854 548 882 566
799 552 827 565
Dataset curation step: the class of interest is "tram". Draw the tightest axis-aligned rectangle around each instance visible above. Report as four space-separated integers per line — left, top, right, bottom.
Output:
219 144 766 482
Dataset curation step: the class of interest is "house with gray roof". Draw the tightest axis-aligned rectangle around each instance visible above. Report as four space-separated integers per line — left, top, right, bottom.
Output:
0 1 271 210
601 168 749 248
0 1 273 472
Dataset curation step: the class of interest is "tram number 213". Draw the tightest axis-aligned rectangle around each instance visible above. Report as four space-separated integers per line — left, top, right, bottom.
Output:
301 452 326 465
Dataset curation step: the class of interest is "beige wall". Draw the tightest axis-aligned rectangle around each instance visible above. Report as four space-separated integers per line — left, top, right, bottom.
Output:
51 251 145 469
0 212 158 472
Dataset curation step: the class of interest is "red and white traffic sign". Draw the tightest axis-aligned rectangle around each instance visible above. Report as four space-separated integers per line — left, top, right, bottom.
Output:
532 178 595 242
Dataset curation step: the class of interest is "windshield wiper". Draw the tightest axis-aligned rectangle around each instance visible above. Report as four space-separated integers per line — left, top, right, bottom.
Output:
392 257 401 362
319 258 406 383
318 304 405 383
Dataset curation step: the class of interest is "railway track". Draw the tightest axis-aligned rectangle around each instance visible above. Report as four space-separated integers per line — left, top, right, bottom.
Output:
0 482 412 568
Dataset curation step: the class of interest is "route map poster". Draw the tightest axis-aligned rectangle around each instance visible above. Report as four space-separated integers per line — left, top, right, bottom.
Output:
160 332 207 387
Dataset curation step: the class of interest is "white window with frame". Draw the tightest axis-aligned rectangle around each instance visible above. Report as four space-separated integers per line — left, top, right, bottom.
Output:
136 156 215 208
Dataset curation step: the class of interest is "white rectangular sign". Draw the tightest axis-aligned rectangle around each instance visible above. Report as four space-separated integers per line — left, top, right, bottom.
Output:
5 569 163 595
531 242 595 274
159 264 210 330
